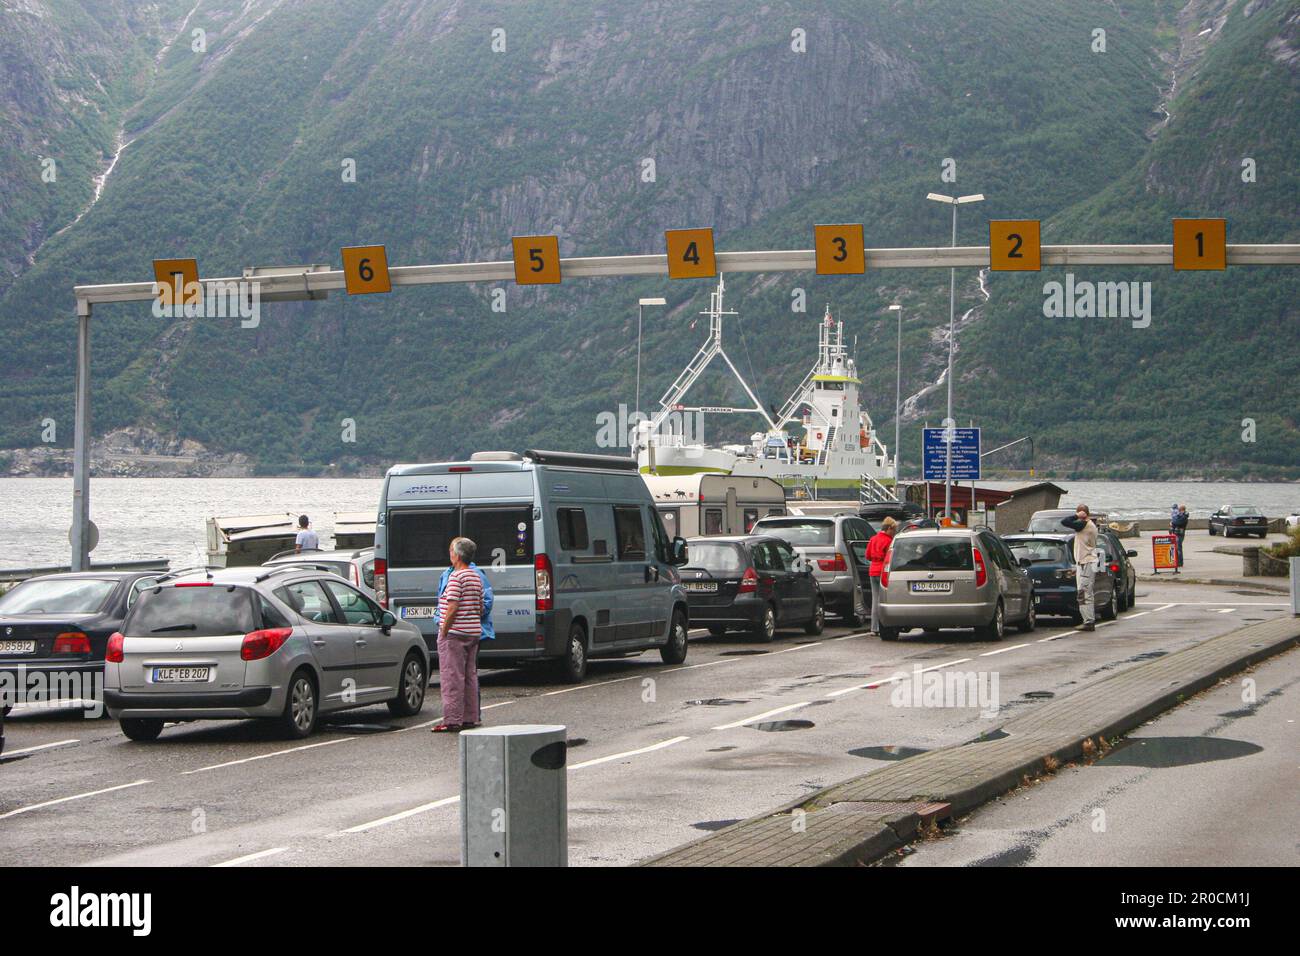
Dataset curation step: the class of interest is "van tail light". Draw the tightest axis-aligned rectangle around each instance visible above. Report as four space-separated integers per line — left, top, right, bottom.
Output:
880 547 892 587
973 547 988 588
374 558 388 608
738 567 759 593
53 632 91 654
241 627 292 661
106 632 125 663
817 553 848 572
535 554 554 611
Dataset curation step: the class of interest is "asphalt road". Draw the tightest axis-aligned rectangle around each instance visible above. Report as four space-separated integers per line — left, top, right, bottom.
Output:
0 579 1290 867
895 640 1300 867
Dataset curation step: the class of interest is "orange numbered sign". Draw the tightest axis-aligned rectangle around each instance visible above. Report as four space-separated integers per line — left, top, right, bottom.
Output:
152 258 200 307
511 236 562 285
814 224 866 275
1172 218 1226 270
341 245 392 294
665 228 716 279
989 220 1041 271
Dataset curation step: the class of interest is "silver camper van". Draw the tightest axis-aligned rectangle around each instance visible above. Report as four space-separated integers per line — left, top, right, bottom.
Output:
374 450 691 682
644 473 787 539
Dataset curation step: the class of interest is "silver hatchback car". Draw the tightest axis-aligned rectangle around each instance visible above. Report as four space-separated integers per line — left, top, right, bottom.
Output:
876 527 1035 641
261 547 377 598
104 566 429 741
750 514 873 625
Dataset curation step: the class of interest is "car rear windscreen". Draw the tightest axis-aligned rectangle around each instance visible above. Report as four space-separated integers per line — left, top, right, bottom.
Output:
753 519 835 546
890 537 974 571
683 542 745 575
1007 539 1070 564
125 585 256 637
0 578 116 614
1026 514 1072 533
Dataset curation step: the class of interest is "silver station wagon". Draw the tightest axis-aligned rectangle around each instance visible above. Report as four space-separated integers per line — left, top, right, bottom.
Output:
104 567 430 741
875 527 1035 641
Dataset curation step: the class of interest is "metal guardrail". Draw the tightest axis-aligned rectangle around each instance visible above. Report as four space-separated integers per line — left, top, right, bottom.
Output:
0 558 169 584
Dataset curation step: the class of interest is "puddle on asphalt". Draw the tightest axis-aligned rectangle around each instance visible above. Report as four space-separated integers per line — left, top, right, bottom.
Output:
685 698 752 707
968 729 1010 744
327 723 400 734
707 745 738 752
565 738 589 748
1131 651 1168 662
1022 691 1055 699
1102 735 1262 769
751 719 815 732
849 744 927 760
1231 590 1277 597
974 844 1036 867
691 819 742 832
721 650 770 656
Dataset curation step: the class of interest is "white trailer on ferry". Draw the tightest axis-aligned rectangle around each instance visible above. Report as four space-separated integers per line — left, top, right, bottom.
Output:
642 473 788 539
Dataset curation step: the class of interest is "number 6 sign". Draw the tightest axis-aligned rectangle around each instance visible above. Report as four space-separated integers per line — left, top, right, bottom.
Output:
341 245 392 294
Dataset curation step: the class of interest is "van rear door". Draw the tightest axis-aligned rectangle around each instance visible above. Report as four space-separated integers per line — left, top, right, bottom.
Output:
386 508 458 630
462 504 535 649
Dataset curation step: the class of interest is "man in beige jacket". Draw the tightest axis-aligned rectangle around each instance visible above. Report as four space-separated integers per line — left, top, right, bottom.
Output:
1062 504 1099 632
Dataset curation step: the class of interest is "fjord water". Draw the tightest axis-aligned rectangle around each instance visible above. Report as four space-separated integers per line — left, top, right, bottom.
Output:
1 477 1296 571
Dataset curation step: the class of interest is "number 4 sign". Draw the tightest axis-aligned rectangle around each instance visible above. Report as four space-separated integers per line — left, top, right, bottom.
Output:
664 228 716 279
341 245 392 294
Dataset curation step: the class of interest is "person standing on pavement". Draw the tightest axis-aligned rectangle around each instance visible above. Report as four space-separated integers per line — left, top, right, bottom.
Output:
1061 504 1099 632
432 537 484 733
293 515 319 553
431 554 494 727
865 517 898 635
1170 504 1189 571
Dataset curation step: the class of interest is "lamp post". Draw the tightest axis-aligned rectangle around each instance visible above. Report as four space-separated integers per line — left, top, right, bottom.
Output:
888 303 902 492
636 297 667 420
925 191 984 519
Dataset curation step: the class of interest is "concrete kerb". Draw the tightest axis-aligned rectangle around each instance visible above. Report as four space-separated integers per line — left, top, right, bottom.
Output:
640 615 1300 867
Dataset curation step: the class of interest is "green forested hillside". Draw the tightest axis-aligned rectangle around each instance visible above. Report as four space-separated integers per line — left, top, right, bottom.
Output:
0 0 1296 478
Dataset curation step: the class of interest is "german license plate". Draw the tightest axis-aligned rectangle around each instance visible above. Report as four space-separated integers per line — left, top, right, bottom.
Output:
910 581 952 593
152 666 210 683
685 581 718 592
401 605 437 619
0 640 36 654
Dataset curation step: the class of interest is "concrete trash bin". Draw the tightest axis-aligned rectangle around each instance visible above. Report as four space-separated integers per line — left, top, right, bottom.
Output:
460 724 567 867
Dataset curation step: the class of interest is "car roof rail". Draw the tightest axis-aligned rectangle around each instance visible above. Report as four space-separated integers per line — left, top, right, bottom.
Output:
153 565 219 583
253 564 330 584
267 548 321 561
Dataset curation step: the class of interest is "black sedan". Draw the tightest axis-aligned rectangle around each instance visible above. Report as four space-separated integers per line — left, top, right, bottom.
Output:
1209 505 1269 538
681 535 824 642
1004 534 1123 623
0 570 165 712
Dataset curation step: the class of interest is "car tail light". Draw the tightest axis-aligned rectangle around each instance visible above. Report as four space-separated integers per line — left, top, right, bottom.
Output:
817 553 848 572
241 627 292 661
106 632 124 663
880 547 892 587
738 567 758 593
535 554 554 611
374 558 388 608
1109 562 1119 574
53 632 91 654
973 547 988 588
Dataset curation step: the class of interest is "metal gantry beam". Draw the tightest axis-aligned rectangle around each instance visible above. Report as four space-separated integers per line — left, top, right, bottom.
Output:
67 241 1300 568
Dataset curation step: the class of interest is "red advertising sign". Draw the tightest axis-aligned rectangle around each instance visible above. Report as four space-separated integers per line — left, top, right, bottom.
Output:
1152 534 1179 572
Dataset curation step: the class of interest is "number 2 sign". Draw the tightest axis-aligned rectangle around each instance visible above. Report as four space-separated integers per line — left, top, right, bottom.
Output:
989 220 1041 271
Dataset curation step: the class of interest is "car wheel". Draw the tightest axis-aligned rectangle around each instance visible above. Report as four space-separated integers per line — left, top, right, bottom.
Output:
977 601 1004 641
878 626 900 641
1208 523 1216 536
660 609 689 665
751 605 777 643
1100 588 1118 621
388 651 427 717
1017 600 1036 633
1 704 10 718
556 622 588 683
278 669 319 739
804 598 825 636
119 717 164 742
707 625 728 638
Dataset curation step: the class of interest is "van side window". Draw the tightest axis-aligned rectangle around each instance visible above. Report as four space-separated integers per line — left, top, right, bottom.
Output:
463 507 534 566
647 507 672 563
387 510 458 568
743 508 759 533
557 508 589 551
704 508 723 535
613 506 647 560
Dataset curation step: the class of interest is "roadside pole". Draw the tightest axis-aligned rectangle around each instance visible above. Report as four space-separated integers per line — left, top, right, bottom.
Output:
70 303 92 572
461 724 567 866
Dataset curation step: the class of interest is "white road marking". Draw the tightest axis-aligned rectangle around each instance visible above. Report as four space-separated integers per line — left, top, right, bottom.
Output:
1151 603 1178 612
769 641 822 655
713 701 810 731
1038 630 1079 643
1213 608 1236 614
662 657 740 673
826 657 973 697
212 847 288 867
337 795 461 834
1 738 79 757
979 643 1030 657
542 674 643 696
0 779 151 820
569 735 691 770
180 737 354 775
1126 611 1150 619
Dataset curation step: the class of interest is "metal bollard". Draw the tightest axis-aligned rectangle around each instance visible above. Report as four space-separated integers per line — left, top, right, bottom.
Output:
460 724 567 866
1291 558 1300 617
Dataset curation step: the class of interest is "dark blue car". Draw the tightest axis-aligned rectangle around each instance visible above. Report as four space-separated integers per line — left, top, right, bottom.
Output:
1003 534 1121 623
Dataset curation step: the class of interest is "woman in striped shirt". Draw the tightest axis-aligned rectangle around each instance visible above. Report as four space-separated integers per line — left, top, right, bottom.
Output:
432 536 485 732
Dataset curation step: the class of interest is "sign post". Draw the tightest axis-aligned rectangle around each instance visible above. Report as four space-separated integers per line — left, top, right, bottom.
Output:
1151 534 1179 573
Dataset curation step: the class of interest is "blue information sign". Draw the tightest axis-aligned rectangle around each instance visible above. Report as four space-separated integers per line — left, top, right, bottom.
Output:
922 427 981 481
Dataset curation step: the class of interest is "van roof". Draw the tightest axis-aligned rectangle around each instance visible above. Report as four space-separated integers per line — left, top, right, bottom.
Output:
387 449 637 477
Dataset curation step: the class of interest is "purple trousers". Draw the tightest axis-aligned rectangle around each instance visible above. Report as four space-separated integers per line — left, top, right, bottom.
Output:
437 630 480 726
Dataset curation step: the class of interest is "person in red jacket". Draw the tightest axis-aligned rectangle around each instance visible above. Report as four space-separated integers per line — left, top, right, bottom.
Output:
866 517 898 635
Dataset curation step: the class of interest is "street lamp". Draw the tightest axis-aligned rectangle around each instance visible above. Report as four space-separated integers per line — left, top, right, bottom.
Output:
636 297 667 419
925 191 984 519
887 303 903 492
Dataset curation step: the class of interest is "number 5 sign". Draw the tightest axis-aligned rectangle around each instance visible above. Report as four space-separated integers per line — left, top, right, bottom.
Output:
341 245 392 294
512 235 561 284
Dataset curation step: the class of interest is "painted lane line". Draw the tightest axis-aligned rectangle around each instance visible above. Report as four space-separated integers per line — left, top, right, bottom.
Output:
979 643 1030 657
181 737 354 775
0 779 151 821
769 641 822 655
713 701 811 731
1134 601 1284 607
569 735 691 770
212 847 289 867
1214 608 1236 614
1 738 79 757
1038 630 1079 643
826 657 973 697
1125 611 1150 619
662 657 741 673
1151 603 1178 612
542 674 643 696
338 795 461 834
